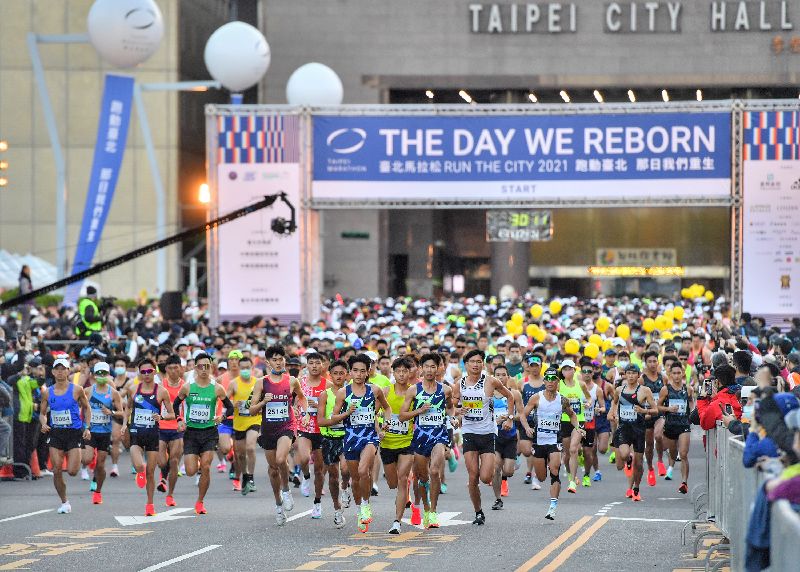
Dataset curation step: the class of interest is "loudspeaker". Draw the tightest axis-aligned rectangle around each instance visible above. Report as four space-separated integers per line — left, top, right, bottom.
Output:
160 291 183 321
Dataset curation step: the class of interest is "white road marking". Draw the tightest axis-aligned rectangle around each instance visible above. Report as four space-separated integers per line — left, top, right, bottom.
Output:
0 509 52 523
115 507 195 526
657 497 684 500
138 545 221 572
606 516 689 523
286 509 313 522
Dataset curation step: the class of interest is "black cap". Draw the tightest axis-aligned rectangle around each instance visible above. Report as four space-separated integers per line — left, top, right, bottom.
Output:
287 357 302 366
633 337 646 346
543 366 559 380
625 364 640 373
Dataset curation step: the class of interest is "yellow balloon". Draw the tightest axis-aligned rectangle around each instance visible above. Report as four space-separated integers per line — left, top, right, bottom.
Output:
565 339 580 355
661 330 674 340
505 320 516 333
681 288 691 299
530 304 543 319
695 284 706 296
673 306 685 321
589 334 603 347
663 309 674 321
490 296 497 305
602 338 614 352
596 316 611 334
643 318 656 333
526 324 538 337
655 315 669 332
584 342 600 359
512 312 524 325
705 290 715 301
535 329 547 343
549 300 563 315
617 324 631 340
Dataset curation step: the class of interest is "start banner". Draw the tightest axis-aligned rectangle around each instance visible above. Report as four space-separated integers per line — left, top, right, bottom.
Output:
312 112 731 202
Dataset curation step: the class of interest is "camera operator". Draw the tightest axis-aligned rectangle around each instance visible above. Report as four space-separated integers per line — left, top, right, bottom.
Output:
697 364 742 431
74 286 103 339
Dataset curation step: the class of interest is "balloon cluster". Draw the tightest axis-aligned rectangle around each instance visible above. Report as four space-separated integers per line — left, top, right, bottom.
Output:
681 283 714 301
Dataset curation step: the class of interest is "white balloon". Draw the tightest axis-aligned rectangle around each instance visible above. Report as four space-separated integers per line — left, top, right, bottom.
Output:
204 22 270 93
87 0 164 69
286 63 344 105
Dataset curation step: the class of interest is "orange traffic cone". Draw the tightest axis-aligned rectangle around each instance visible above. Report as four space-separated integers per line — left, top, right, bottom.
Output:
0 463 14 481
29 453 41 478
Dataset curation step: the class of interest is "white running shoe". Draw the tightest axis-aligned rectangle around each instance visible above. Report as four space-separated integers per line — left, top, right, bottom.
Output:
57 501 72 514
300 477 311 497
276 507 287 526
109 464 119 477
531 479 542 491
311 503 322 519
282 490 295 512
39 469 54 477
340 487 352 508
389 520 402 534
80 467 90 481
333 510 346 529
545 505 557 520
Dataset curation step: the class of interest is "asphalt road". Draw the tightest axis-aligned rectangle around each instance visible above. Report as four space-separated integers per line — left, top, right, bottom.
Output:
0 429 707 572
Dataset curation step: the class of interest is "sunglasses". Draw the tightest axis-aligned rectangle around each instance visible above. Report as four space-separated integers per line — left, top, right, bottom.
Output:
94 371 110 376
196 363 211 370
139 369 155 375
581 368 593 374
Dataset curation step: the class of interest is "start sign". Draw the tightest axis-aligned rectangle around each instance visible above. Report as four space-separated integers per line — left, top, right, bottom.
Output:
486 210 553 242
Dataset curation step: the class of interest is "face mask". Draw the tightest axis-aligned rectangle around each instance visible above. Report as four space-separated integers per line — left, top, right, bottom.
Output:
618 361 630 369
240 369 251 380
289 367 300 378
95 375 109 384
157 363 166 374
334 341 344 349
4 352 14 361
509 354 522 364
114 367 126 376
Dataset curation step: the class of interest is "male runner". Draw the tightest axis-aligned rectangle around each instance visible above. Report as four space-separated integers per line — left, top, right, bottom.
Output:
657 361 694 494
172 352 235 515
519 355 545 489
249 345 309 526
157 354 185 506
380 356 415 533
641 350 666 485
317 358 350 528
593 358 615 480
216 350 240 484
490 364 529 509
451 349 514 525
523 367 584 520
609 364 659 501
110 356 132 477
328 354 391 533
121 358 176 516
558 359 592 494
229 354 261 496
578 358 606 486
297 352 328 515
367 351 391 497
39 357 92 514
83 361 124 505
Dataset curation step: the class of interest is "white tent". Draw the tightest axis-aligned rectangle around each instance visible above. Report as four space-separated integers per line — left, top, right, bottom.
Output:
0 250 57 291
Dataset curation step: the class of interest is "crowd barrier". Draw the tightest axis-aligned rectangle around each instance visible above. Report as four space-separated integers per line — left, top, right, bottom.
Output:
694 422 800 572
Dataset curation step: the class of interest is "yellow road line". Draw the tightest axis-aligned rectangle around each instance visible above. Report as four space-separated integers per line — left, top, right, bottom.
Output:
513 516 592 572
540 517 610 572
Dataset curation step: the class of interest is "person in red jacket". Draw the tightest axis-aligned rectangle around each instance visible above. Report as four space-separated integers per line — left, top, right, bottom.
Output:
697 364 742 430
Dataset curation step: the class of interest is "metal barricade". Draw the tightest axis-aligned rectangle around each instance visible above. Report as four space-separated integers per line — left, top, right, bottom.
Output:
770 500 800 571
705 427 718 519
726 437 755 572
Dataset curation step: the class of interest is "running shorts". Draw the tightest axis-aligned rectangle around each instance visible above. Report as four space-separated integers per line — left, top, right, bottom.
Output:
259 430 295 451
343 441 377 462
88 432 111 452
322 436 344 466
533 443 563 459
298 431 323 451
663 425 691 441
462 432 495 455
233 424 260 441
560 421 585 441
380 446 413 466
183 426 219 456
159 429 184 443
617 424 646 454
495 435 517 460
47 428 83 452
130 430 159 452
581 428 596 448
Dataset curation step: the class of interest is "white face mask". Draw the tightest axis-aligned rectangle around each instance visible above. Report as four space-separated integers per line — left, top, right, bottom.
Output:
618 360 630 370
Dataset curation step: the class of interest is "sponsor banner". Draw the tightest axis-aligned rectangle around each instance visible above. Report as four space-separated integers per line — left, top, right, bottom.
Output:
742 159 800 315
217 162 301 321
596 248 677 267
313 112 731 201
64 74 135 304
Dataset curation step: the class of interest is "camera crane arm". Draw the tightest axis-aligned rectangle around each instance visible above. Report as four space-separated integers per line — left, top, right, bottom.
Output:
0 193 295 311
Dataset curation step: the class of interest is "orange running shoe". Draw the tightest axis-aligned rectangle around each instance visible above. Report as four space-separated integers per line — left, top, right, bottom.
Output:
647 468 656 487
194 501 207 515
92 492 103 505
500 480 509 497
624 459 633 478
145 503 156 516
232 479 241 492
165 495 176 507
625 488 633 498
633 491 643 502
411 504 422 526
136 471 147 489
657 461 666 477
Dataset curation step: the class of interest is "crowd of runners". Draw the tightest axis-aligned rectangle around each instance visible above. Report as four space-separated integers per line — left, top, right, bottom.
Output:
2 293 799 535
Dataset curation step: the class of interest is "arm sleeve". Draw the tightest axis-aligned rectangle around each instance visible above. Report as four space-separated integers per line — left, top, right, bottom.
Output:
172 394 185 418
220 396 234 419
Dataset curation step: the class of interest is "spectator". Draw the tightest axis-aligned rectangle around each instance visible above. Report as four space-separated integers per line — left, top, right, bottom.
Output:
697 364 742 430
733 350 756 387
18 265 33 332
765 406 800 504
9 359 46 478
786 354 800 393
0 381 12 463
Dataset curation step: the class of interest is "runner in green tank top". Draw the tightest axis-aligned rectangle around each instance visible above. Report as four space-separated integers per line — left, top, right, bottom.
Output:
557 359 592 495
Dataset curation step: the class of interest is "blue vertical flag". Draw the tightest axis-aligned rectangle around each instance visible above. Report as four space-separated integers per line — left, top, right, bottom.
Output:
63 74 135 305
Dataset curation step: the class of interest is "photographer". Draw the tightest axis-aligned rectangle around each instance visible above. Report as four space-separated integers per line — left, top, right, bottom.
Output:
697 364 742 431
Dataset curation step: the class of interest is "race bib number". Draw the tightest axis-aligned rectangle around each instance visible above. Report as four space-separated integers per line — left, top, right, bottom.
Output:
620 404 636 421
419 409 444 427
188 404 211 423
238 401 251 416
387 413 409 434
669 399 687 415
264 402 289 422
537 415 560 432
51 410 72 427
351 407 375 426
569 398 582 415
92 412 111 426
462 399 483 421
133 409 155 428
584 407 594 422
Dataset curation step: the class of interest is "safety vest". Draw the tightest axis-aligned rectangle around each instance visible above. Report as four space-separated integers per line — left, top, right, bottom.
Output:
75 298 102 337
